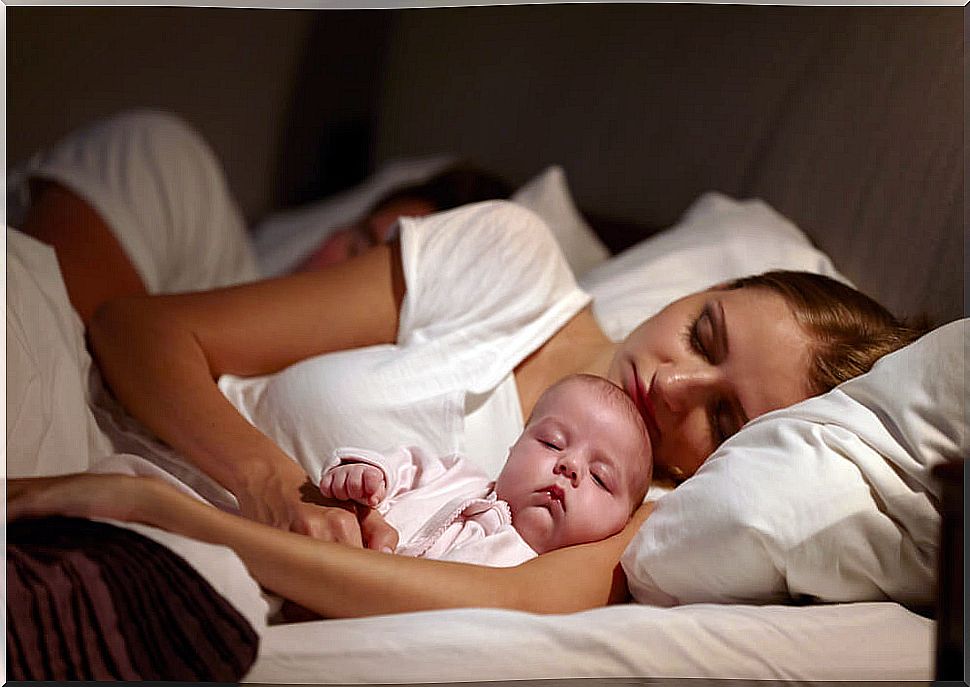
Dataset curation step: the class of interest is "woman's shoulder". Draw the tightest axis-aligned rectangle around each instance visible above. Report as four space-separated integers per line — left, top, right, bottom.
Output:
399 200 562 268
396 201 584 342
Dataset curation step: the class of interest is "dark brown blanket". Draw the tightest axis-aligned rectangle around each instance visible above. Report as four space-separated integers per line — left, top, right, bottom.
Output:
7 516 259 681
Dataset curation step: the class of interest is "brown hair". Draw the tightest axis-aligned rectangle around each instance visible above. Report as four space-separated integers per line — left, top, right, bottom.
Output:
371 164 513 215
726 271 928 395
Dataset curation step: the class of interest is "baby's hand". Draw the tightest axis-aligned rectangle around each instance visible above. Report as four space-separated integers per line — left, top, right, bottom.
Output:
319 464 386 507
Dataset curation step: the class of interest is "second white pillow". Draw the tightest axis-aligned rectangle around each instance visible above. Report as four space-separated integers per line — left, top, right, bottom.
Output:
511 165 610 277
581 192 850 341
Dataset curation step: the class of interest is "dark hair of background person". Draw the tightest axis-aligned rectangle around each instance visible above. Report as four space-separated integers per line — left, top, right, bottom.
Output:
371 164 515 215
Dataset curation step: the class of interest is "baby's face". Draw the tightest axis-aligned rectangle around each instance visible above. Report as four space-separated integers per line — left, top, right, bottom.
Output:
494 377 652 554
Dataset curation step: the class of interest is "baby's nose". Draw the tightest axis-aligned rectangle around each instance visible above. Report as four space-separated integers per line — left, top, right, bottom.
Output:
555 459 580 485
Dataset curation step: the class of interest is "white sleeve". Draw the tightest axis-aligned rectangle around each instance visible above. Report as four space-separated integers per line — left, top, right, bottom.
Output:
396 201 591 393
9 110 258 294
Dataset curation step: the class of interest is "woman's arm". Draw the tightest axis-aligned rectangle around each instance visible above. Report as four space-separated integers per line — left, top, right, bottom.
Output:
8 475 652 617
177 486 651 615
22 181 149 325
165 495 648 616
24 181 402 545
85 237 405 544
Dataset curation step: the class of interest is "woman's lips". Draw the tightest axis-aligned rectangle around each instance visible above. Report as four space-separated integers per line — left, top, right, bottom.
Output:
630 362 660 450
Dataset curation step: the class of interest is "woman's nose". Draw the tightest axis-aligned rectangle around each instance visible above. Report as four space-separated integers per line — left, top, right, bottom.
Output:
653 363 723 414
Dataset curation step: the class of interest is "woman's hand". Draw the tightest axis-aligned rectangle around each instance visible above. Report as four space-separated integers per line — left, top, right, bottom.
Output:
356 505 399 553
7 470 400 554
233 461 398 550
7 473 163 523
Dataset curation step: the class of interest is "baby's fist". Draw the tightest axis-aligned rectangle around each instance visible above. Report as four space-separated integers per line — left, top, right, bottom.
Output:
319 463 386 507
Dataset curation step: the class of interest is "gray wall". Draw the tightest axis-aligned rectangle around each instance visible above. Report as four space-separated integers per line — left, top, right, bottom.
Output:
7 7 314 222
8 6 963 324
372 5 963 324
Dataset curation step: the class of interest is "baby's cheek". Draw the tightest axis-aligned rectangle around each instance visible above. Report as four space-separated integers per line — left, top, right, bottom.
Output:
600 501 635 538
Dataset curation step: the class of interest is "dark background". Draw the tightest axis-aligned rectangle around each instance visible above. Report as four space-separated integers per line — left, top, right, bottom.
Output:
7 6 964 324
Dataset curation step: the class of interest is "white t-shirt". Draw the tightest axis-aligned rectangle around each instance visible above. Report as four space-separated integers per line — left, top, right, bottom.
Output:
220 201 591 484
8 110 260 295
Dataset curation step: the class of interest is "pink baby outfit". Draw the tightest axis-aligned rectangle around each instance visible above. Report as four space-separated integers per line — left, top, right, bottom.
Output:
321 447 537 567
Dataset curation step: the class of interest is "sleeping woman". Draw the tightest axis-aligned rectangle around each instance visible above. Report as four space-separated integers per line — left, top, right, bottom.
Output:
8 110 924 619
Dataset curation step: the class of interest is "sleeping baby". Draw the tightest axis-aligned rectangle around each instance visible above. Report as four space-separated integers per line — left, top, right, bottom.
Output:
319 374 652 565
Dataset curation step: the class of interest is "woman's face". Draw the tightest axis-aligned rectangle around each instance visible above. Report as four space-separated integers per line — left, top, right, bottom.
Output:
607 286 814 480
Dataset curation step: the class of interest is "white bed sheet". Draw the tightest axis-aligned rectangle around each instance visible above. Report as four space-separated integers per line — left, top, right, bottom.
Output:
247 602 932 682
94 504 933 683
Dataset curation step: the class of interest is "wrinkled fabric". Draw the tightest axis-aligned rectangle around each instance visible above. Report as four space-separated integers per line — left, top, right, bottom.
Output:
7 517 259 681
324 446 536 566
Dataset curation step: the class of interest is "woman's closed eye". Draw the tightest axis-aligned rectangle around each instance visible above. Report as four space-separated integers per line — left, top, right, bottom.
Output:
683 308 713 361
684 309 737 447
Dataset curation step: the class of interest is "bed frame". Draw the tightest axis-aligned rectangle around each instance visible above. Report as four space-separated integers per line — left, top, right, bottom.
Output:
935 459 964 680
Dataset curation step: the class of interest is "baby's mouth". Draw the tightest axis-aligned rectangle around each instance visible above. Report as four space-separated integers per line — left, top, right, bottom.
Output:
540 485 566 512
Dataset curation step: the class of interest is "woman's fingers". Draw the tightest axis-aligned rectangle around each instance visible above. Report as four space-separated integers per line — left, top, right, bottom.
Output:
239 471 369 546
295 504 363 547
357 505 399 553
7 475 88 520
6 477 52 520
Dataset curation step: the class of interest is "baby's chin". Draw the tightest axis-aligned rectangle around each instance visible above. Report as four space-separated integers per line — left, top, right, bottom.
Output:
510 505 557 554
511 503 636 554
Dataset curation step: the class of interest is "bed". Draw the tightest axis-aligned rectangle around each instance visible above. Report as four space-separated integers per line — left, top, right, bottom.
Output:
247 163 961 682
7 180 963 681
5 3 964 683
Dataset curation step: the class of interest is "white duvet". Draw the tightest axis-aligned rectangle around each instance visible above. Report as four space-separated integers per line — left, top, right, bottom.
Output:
4 226 937 681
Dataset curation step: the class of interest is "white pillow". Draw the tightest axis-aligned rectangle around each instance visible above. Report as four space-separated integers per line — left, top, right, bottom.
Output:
510 165 609 277
581 192 850 341
253 155 456 277
6 228 113 477
622 319 967 607
253 160 611 279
